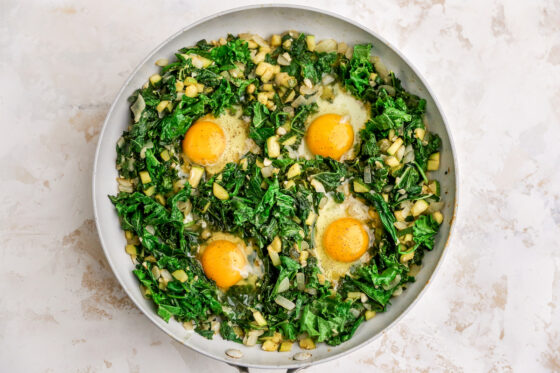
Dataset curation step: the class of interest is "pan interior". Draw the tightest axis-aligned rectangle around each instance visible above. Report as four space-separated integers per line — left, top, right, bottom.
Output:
92 5 457 369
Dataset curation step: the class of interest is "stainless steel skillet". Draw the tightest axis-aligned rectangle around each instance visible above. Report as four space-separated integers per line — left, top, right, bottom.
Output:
93 4 459 372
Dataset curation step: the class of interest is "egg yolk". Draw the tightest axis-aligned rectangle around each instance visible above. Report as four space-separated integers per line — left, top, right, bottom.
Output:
323 217 368 262
182 120 226 165
201 240 246 288
305 114 354 160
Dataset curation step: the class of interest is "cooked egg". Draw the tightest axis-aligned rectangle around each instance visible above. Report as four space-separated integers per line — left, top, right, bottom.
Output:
313 194 372 283
298 84 369 161
306 114 353 160
200 232 261 289
183 112 252 174
323 217 368 262
183 120 225 166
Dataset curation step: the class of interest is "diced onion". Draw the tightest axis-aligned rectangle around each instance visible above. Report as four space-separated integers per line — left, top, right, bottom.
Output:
372 56 390 82
310 179 325 193
276 277 290 293
394 221 409 230
304 287 317 295
322 74 335 85
400 201 413 217
291 95 307 108
296 273 305 290
140 141 154 159
364 165 372 184
130 94 145 123
383 274 401 291
403 149 415 164
426 201 444 214
275 295 296 310
268 248 281 266
382 184 393 193
379 85 396 96
350 308 361 318
315 39 337 53
261 166 274 178
300 85 317 95
243 329 265 346
176 200 192 215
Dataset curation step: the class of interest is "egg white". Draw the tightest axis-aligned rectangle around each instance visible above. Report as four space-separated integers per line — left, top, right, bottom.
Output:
312 193 373 283
297 84 370 161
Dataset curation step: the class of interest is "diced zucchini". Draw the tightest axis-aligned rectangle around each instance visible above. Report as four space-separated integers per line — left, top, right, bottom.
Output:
353 179 370 193
414 128 425 140
125 244 137 255
140 284 152 298
305 211 317 226
400 252 415 263
253 311 267 326
305 35 316 51
390 164 404 176
268 246 281 266
154 194 165 205
385 156 400 167
286 163 301 179
240 158 248 171
266 136 281 158
428 180 440 196
212 182 229 201
387 137 403 155
156 100 169 113
160 149 170 161
262 340 279 352
282 135 297 146
149 74 162 85
411 199 429 216
427 152 440 171
143 185 156 196
188 166 204 188
279 341 293 352
284 180 295 189
139 171 151 184
299 337 316 350
432 211 444 224
172 269 188 283
299 250 309 265
144 255 156 263
184 77 197 86
269 236 282 253
365 310 376 320
378 138 391 152
346 292 363 300
270 34 282 47
394 210 406 222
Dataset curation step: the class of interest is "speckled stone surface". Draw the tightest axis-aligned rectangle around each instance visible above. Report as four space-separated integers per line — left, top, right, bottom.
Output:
1 0 559 372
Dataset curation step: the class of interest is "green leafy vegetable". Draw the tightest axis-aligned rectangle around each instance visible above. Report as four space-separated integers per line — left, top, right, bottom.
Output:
109 31 443 349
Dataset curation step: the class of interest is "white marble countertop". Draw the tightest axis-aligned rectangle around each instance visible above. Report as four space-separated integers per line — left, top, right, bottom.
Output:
1 0 559 371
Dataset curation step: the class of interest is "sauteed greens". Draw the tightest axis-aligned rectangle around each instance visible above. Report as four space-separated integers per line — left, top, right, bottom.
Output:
110 32 443 351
